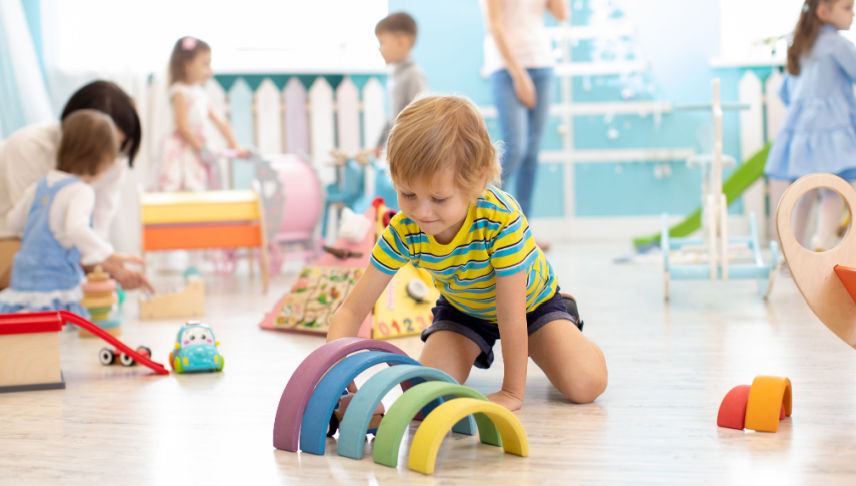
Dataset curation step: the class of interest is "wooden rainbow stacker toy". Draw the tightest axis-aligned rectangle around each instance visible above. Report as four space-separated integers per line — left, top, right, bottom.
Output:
272 338 529 475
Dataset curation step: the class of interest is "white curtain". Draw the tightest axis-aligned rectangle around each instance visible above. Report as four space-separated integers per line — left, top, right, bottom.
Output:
0 0 54 137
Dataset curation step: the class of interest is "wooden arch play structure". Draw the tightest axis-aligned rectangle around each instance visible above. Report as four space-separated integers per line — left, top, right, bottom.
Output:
776 173 856 348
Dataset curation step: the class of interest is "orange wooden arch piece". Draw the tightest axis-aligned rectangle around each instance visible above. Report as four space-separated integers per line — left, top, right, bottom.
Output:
744 375 791 432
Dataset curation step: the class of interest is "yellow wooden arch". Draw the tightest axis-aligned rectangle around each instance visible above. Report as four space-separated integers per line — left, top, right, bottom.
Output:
408 397 528 475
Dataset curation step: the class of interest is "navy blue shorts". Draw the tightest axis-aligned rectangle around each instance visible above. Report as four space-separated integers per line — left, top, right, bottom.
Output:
420 289 578 369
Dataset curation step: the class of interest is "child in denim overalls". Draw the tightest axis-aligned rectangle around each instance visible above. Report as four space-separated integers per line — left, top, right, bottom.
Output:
0 110 124 315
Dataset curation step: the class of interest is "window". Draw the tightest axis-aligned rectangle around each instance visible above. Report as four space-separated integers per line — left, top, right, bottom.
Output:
40 0 389 73
718 0 856 65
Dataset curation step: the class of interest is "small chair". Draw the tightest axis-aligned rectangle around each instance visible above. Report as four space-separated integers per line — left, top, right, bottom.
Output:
322 158 365 238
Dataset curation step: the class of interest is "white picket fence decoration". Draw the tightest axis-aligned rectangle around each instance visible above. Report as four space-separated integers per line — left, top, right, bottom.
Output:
362 78 386 149
336 77 361 154
181 74 387 187
738 70 767 238
284 77 309 157
254 79 282 155
764 70 787 143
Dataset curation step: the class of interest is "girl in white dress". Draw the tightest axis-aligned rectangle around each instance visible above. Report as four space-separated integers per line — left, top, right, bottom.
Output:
158 36 246 191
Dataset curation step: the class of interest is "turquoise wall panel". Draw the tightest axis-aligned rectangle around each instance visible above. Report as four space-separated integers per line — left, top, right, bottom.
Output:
367 1 773 219
531 163 565 218
575 162 702 216
231 159 255 190
227 78 254 148
393 0 491 105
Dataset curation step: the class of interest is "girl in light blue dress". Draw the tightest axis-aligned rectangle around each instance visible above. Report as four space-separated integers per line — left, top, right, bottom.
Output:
0 110 120 316
766 0 856 250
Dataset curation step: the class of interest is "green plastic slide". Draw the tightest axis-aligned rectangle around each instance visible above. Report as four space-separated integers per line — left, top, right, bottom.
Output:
632 143 772 250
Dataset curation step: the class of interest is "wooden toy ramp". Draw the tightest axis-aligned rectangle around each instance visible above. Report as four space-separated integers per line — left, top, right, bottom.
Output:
62 311 169 374
777 173 856 348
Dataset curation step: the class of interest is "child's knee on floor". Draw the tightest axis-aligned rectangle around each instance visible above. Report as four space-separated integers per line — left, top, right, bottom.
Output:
549 357 608 404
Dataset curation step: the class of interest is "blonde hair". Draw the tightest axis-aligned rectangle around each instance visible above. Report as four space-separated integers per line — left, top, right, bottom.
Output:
387 95 501 200
57 110 119 177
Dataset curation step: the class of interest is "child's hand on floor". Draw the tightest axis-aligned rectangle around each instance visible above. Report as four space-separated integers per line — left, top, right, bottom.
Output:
487 389 523 411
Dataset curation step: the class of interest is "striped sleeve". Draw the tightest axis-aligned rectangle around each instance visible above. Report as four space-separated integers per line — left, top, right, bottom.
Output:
489 210 537 277
370 219 411 275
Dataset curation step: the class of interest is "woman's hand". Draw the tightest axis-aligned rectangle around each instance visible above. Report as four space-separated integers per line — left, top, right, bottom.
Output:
512 70 536 108
487 389 523 411
99 254 154 293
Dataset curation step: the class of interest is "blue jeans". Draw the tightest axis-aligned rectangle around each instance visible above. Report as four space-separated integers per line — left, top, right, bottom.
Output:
489 67 554 216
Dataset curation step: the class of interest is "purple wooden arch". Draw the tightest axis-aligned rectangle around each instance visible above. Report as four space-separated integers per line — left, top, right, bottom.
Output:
272 337 409 451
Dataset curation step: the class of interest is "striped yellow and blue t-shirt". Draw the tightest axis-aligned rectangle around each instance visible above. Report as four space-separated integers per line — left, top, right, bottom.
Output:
370 185 557 322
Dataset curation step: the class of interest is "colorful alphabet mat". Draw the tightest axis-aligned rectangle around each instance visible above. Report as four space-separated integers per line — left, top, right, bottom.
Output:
261 265 363 334
259 204 376 337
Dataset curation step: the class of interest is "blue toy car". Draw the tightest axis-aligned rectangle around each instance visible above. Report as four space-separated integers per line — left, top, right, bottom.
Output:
169 321 224 373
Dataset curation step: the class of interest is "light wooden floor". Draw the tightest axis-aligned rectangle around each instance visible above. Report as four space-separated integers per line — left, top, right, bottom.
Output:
2 241 856 484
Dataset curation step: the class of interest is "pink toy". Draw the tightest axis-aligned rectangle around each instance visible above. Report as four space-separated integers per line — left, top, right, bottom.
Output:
228 154 322 274
267 154 323 263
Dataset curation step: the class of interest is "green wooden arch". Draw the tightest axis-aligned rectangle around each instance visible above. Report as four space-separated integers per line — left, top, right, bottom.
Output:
372 381 491 468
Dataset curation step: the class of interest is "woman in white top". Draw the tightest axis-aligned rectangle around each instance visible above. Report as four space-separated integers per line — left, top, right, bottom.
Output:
0 80 152 291
482 0 568 247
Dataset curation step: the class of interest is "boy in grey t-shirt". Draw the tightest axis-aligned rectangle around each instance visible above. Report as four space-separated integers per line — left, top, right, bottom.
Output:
374 12 429 154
